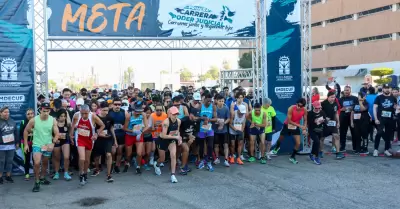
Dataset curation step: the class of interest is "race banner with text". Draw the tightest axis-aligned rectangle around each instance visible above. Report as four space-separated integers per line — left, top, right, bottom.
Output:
266 0 302 153
0 0 36 175
47 0 256 37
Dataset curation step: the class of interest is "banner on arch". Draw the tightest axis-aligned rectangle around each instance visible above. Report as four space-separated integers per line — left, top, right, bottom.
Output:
47 0 256 38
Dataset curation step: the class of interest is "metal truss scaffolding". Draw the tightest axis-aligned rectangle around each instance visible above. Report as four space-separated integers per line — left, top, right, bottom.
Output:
219 68 253 90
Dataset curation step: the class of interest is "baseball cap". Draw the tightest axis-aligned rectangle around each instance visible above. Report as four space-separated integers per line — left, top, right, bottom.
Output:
41 102 51 109
133 102 143 112
193 92 201 101
169 106 179 115
312 101 321 109
238 104 246 114
382 84 390 89
172 92 180 99
76 98 85 106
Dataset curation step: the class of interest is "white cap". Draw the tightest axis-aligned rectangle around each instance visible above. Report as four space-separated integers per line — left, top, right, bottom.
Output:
76 98 85 106
193 92 201 101
238 104 246 114
172 92 180 99
97 88 104 93
53 92 60 99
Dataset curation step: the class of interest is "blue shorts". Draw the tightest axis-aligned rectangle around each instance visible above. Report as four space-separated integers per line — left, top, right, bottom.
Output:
250 127 265 136
265 132 273 142
55 139 70 148
197 130 214 139
32 146 52 157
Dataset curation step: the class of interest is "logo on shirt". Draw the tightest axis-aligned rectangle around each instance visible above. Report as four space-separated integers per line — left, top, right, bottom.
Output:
382 99 393 108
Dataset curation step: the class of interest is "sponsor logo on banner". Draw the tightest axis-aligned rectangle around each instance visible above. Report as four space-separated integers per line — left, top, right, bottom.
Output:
276 56 293 81
1 58 18 81
275 86 295 99
168 5 235 34
0 95 25 103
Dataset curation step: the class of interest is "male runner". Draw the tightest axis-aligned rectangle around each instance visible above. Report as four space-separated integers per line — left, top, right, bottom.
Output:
248 103 267 164
70 105 105 186
149 103 168 166
213 94 230 166
24 102 59 192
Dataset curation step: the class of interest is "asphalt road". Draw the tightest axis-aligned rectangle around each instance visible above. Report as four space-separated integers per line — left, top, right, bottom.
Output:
1 143 399 209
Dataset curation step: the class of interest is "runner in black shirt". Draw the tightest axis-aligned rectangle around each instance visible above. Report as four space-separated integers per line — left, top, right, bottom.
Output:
351 92 370 154
373 84 396 157
338 86 358 151
308 101 326 165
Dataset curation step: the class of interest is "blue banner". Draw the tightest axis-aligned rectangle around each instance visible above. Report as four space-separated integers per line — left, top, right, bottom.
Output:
47 0 255 38
267 0 302 153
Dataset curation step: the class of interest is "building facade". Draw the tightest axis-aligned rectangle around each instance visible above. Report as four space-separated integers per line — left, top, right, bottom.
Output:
311 0 400 75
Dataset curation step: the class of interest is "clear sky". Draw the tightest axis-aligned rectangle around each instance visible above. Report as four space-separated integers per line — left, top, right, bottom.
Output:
48 50 240 85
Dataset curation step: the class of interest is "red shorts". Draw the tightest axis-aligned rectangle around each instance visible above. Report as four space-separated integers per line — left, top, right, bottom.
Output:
125 134 144 146
77 137 93 151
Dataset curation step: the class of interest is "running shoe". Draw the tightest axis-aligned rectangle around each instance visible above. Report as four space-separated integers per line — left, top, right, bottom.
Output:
160 163 165 167
289 157 298 164
24 174 30 181
177 159 182 166
91 169 100 177
114 165 121 174
224 160 230 167
384 150 392 157
53 172 60 180
40 178 51 185
373 149 379 157
236 158 244 165
179 168 187 175
313 157 321 165
149 156 155 166
309 154 315 162
319 151 324 158
5 176 14 183
260 157 267 164
266 154 272 160
228 156 235 164
79 175 85 186
171 175 178 183
32 182 40 192
213 158 220 165
0 177 3 184
336 153 345 159
248 156 256 162
195 160 201 167
154 164 161 176
144 164 151 171
206 162 214 172
183 165 191 173
331 147 337 153
123 163 130 173
360 150 370 155
106 175 114 183
136 167 142 175
271 148 280 155
197 160 205 169
64 172 72 181
240 155 246 161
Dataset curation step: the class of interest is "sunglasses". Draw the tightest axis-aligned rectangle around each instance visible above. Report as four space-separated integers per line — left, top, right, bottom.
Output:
113 103 121 106
156 109 163 112
314 107 321 110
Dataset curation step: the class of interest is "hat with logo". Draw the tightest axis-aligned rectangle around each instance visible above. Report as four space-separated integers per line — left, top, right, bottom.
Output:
169 106 179 115
193 92 201 101
76 98 85 106
41 102 51 109
312 101 321 109
238 104 246 114
382 84 390 89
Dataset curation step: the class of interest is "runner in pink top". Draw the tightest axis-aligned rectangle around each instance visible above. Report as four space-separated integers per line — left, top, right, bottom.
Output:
272 98 308 164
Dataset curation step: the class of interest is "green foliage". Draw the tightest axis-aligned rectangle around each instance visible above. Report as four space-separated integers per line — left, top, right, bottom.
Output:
311 77 318 84
222 59 231 70
48 79 57 90
370 68 394 77
238 52 252 69
66 81 83 92
374 77 392 85
179 67 193 82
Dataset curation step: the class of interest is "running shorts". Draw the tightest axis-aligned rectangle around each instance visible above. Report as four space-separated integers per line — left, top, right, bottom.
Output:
280 124 300 136
323 126 338 137
55 138 70 148
265 133 273 142
125 134 144 146
230 133 244 141
92 138 113 157
214 133 229 144
116 134 125 146
144 134 153 143
156 139 177 151
76 137 93 151
250 127 265 135
32 146 52 157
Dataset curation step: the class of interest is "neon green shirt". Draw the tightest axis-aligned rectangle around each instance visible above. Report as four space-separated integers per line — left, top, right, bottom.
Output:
262 105 276 134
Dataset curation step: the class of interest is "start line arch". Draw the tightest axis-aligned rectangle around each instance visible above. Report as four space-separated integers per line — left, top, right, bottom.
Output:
33 0 312 153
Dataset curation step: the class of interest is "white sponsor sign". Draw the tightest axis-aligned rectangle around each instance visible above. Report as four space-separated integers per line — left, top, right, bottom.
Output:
1 58 18 81
0 95 25 103
275 87 295 99
276 56 293 81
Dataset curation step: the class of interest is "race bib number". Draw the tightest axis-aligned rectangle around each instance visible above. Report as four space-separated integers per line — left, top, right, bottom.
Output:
327 120 336 127
315 117 324 125
353 113 361 120
114 124 123 130
381 111 392 118
2 134 14 143
59 133 66 140
202 124 212 131
78 128 90 137
41 145 48 151
234 124 242 130
102 130 108 135
133 125 142 132
287 124 297 130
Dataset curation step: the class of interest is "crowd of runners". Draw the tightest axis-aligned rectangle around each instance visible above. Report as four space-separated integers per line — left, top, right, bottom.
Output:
0 83 399 192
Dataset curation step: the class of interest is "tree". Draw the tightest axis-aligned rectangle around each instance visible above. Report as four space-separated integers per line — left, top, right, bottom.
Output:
179 67 193 82
123 71 130 85
200 66 220 81
238 52 252 69
127 67 134 82
49 79 57 91
312 77 318 85
222 59 231 70
66 81 83 92
370 68 394 85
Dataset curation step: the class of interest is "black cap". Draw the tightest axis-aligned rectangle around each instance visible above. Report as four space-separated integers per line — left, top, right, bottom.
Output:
382 84 390 89
138 92 144 98
41 102 51 109
80 88 87 92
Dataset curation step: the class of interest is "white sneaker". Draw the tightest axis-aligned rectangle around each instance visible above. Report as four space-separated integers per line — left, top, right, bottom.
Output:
373 149 378 157
240 155 245 161
160 163 164 167
384 150 392 157
213 158 220 165
154 163 161 176
266 154 272 160
171 175 178 183
224 160 230 167
149 157 154 166
177 159 182 166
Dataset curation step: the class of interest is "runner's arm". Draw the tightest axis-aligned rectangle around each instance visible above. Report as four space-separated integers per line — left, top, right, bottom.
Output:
142 113 149 133
229 111 235 130
373 104 378 122
257 114 267 128
123 113 133 133
210 105 218 122
110 126 117 145
52 119 59 143
183 106 189 117
69 115 77 139
93 115 105 134
350 111 354 127
23 118 35 147
303 110 308 128
287 106 300 127
160 119 177 139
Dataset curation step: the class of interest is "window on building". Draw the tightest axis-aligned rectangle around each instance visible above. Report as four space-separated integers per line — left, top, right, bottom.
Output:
326 14 353 24
327 40 353 47
311 0 322 5
312 68 323 72
327 66 347 71
359 34 392 43
311 22 322 27
358 5 392 18
311 45 323 50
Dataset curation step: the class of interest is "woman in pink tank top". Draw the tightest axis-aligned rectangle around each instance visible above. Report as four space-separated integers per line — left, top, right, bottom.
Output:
271 98 308 164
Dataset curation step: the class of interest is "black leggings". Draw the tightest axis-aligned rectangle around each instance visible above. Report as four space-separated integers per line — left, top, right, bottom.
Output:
310 131 322 157
374 120 394 151
196 136 214 161
354 119 370 152
339 113 354 151
24 149 32 175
